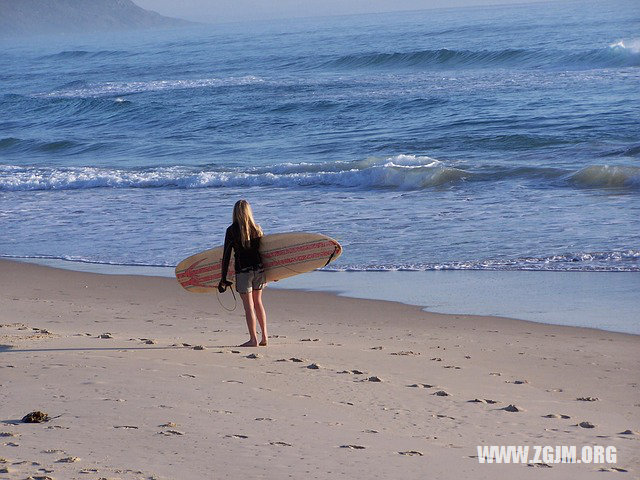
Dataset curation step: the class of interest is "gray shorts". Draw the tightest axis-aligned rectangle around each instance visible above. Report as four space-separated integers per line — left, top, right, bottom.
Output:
235 268 266 294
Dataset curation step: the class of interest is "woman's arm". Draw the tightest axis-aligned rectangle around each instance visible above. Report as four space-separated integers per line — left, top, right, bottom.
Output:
219 227 233 290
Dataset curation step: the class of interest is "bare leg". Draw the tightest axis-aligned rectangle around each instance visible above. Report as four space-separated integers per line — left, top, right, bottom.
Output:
239 292 258 347
252 289 268 346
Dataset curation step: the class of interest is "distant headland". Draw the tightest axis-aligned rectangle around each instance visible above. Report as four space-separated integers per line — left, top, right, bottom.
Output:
0 0 196 36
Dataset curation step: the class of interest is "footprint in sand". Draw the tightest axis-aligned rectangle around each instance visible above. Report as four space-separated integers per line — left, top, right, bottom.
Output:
56 456 80 463
433 414 455 420
340 444 366 450
578 421 596 428
468 398 499 404
269 441 292 446
398 450 424 456
502 404 523 412
542 414 570 419
226 434 248 439
576 396 599 401
433 390 450 396
408 383 435 389
276 355 307 362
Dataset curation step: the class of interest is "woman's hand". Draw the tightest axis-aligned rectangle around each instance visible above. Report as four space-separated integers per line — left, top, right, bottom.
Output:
217 280 232 293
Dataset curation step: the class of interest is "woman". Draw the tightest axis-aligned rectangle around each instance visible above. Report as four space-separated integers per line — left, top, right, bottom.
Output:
218 200 268 347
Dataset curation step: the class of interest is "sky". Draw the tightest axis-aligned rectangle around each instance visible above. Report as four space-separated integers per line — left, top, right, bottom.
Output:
134 0 554 24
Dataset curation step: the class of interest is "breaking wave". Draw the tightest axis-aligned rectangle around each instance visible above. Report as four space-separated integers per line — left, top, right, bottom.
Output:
569 165 640 189
0 155 467 191
1 156 638 192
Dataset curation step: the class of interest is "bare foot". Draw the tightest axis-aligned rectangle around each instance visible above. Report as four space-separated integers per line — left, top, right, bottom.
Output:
259 338 268 347
239 339 258 347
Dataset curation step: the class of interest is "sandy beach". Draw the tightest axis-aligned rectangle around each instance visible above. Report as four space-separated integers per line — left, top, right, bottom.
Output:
1 258 638 479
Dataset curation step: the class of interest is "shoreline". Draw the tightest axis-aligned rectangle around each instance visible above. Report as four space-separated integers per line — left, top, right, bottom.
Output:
6 256 640 335
1 258 639 478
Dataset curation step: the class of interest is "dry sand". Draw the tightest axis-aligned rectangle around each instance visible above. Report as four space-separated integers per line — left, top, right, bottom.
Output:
0 259 638 479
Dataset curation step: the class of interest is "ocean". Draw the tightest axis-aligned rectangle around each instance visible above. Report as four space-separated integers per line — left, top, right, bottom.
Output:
1 0 639 330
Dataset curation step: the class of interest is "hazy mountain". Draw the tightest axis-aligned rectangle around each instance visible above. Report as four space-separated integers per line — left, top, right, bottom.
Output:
0 0 195 36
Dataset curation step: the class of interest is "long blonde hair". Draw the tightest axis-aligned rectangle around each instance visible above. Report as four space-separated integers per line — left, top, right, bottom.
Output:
233 200 263 248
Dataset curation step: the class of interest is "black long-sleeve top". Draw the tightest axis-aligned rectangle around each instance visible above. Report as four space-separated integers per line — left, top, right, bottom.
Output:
220 222 262 283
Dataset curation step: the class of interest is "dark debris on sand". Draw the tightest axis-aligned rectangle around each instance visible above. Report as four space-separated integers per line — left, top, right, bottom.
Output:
22 411 50 423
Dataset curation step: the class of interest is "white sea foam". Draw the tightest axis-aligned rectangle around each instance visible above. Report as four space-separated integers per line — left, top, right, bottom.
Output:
2 158 639 192
323 250 640 272
38 76 265 98
4 249 637 273
609 38 640 54
0 155 468 191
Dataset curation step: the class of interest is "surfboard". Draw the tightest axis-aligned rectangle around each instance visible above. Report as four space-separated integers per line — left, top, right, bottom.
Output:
175 232 342 293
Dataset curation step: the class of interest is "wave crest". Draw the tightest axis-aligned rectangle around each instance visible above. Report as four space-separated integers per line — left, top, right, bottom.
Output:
39 50 129 60
569 165 640 189
327 43 640 70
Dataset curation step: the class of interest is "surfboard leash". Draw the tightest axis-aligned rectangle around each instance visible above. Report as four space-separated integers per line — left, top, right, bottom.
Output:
216 286 238 312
